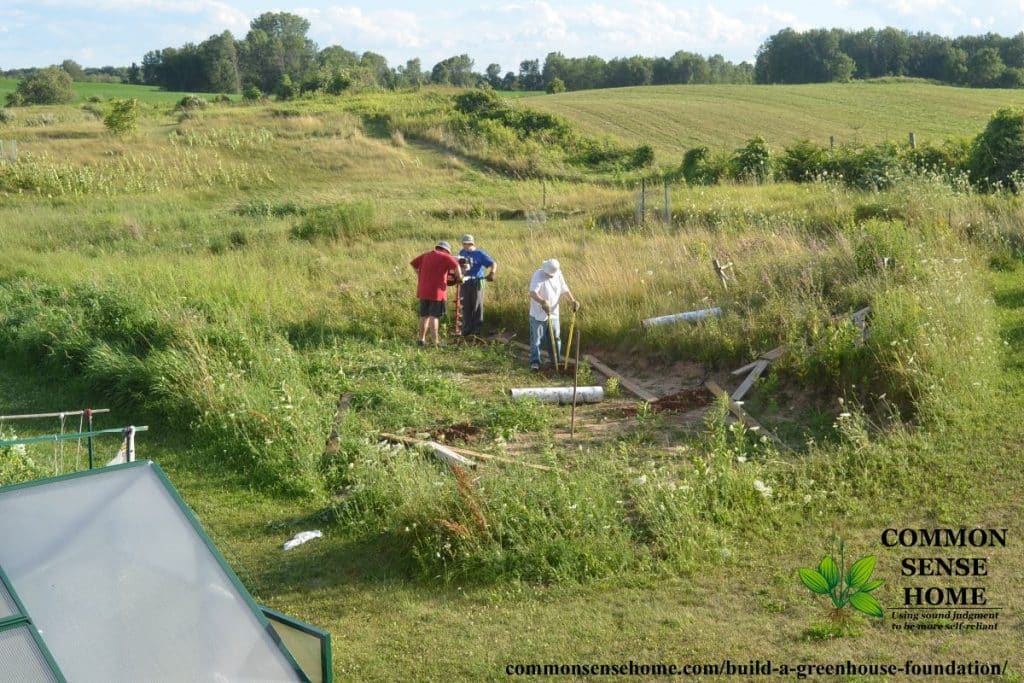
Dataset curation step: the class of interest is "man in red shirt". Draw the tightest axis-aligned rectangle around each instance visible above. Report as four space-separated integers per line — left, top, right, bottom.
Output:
410 241 463 346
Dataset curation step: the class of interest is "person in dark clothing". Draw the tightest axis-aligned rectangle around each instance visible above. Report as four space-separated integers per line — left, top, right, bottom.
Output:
457 234 496 337
410 241 463 346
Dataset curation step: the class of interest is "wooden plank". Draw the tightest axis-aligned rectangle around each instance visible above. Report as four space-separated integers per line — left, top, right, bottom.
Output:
731 359 769 402
704 380 789 451
731 345 787 375
582 354 659 402
379 432 557 472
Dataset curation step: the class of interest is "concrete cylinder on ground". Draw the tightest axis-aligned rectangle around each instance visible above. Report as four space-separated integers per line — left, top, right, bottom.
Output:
642 307 722 329
510 387 604 404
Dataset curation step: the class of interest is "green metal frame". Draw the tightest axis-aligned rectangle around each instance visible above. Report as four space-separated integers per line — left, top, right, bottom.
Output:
0 564 67 682
261 605 334 683
0 461 311 682
0 425 149 447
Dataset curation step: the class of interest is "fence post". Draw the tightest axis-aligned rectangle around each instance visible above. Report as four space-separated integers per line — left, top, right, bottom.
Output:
908 132 916 149
829 135 835 151
640 178 646 225
663 179 670 223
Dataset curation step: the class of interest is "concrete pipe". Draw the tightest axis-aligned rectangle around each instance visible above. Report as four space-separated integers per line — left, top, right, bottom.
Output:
642 307 722 329
510 387 604 404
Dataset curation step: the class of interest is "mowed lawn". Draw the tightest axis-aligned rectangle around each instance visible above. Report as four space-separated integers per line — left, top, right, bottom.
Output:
521 80 1024 159
0 78 229 104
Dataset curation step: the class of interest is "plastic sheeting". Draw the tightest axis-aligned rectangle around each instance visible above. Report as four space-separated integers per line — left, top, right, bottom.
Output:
0 462 305 682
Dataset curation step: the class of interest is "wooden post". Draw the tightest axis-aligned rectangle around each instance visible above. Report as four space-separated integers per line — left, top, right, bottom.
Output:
640 178 646 225
542 179 547 209
829 135 835 151
909 132 916 149
663 179 670 223
571 329 581 439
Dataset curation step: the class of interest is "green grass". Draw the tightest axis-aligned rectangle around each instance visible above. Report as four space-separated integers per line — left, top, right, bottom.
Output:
2 87 1023 679
523 80 1024 161
0 77 234 104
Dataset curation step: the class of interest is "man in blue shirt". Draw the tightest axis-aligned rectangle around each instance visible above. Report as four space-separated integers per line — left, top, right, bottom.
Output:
458 234 497 337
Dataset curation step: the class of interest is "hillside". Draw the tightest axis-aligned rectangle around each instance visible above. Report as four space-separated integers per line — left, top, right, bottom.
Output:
2 90 1023 679
520 80 1024 159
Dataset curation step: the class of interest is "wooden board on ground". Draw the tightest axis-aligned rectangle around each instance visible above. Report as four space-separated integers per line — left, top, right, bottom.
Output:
731 359 769 402
704 380 790 451
582 354 660 402
379 432 558 472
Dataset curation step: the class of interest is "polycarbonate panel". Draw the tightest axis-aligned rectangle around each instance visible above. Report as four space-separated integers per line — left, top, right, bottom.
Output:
0 463 303 682
267 617 326 683
0 578 17 619
0 624 58 683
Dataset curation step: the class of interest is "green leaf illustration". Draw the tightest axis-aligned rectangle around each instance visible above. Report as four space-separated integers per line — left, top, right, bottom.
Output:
846 555 876 588
799 568 831 595
861 579 884 592
849 591 884 618
818 555 840 589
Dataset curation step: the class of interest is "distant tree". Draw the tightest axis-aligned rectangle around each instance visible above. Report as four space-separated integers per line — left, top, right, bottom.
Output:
485 63 502 88
397 58 424 88
103 98 140 135
967 48 1005 87
546 77 566 93
240 12 318 93
360 51 391 87
519 59 542 90
501 71 518 90
60 59 85 81
430 54 475 86
200 31 241 93
827 53 855 82
242 85 262 101
7 67 74 106
318 45 359 70
128 62 142 85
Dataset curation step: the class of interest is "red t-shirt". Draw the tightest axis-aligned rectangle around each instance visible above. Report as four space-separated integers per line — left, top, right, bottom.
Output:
411 249 459 301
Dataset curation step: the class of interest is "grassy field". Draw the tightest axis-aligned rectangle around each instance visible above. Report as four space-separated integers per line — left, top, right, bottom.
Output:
1 84 1022 680
0 77 230 104
523 80 1024 160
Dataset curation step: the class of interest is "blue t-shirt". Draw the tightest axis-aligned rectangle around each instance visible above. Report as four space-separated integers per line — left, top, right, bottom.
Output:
459 248 495 279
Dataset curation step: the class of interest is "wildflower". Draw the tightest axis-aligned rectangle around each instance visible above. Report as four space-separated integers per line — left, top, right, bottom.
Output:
736 455 747 463
803 494 812 504
753 479 773 498
634 475 648 485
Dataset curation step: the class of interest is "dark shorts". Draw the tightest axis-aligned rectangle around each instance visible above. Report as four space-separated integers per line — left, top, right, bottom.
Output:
419 299 446 318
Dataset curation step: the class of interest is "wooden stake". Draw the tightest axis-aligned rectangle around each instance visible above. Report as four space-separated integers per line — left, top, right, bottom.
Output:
731 359 769 402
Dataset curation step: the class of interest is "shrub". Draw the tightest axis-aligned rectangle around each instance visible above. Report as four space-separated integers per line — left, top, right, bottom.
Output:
291 201 376 241
629 144 655 169
832 143 904 191
176 95 208 110
454 88 506 118
103 98 140 136
276 75 298 101
730 136 771 183
681 146 728 185
546 77 566 94
968 107 1024 191
0 109 13 125
242 85 262 102
8 67 74 106
779 140 830 182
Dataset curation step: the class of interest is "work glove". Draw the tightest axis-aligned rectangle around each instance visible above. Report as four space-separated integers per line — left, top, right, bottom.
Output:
541 301 552 314
485 272 495 282
571 300 581 313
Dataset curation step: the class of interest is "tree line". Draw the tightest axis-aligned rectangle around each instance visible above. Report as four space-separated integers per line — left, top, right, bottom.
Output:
8 15 1024 98
755 28 1024 88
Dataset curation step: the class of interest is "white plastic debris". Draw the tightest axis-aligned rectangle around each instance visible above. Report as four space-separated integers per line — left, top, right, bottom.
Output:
282 530 322 551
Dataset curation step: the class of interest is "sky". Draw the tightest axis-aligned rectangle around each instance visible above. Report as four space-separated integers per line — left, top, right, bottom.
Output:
1 1 1023 72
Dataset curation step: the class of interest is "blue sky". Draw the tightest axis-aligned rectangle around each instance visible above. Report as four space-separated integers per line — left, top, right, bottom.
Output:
1 1 1023 71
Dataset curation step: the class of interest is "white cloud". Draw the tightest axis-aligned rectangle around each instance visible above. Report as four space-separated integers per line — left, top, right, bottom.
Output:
302 6 425 51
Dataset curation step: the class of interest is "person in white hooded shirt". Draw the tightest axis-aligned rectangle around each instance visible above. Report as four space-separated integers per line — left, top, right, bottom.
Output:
527 258 580 370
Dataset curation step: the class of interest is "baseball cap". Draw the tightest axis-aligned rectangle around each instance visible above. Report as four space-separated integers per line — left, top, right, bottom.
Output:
461 234 474 244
